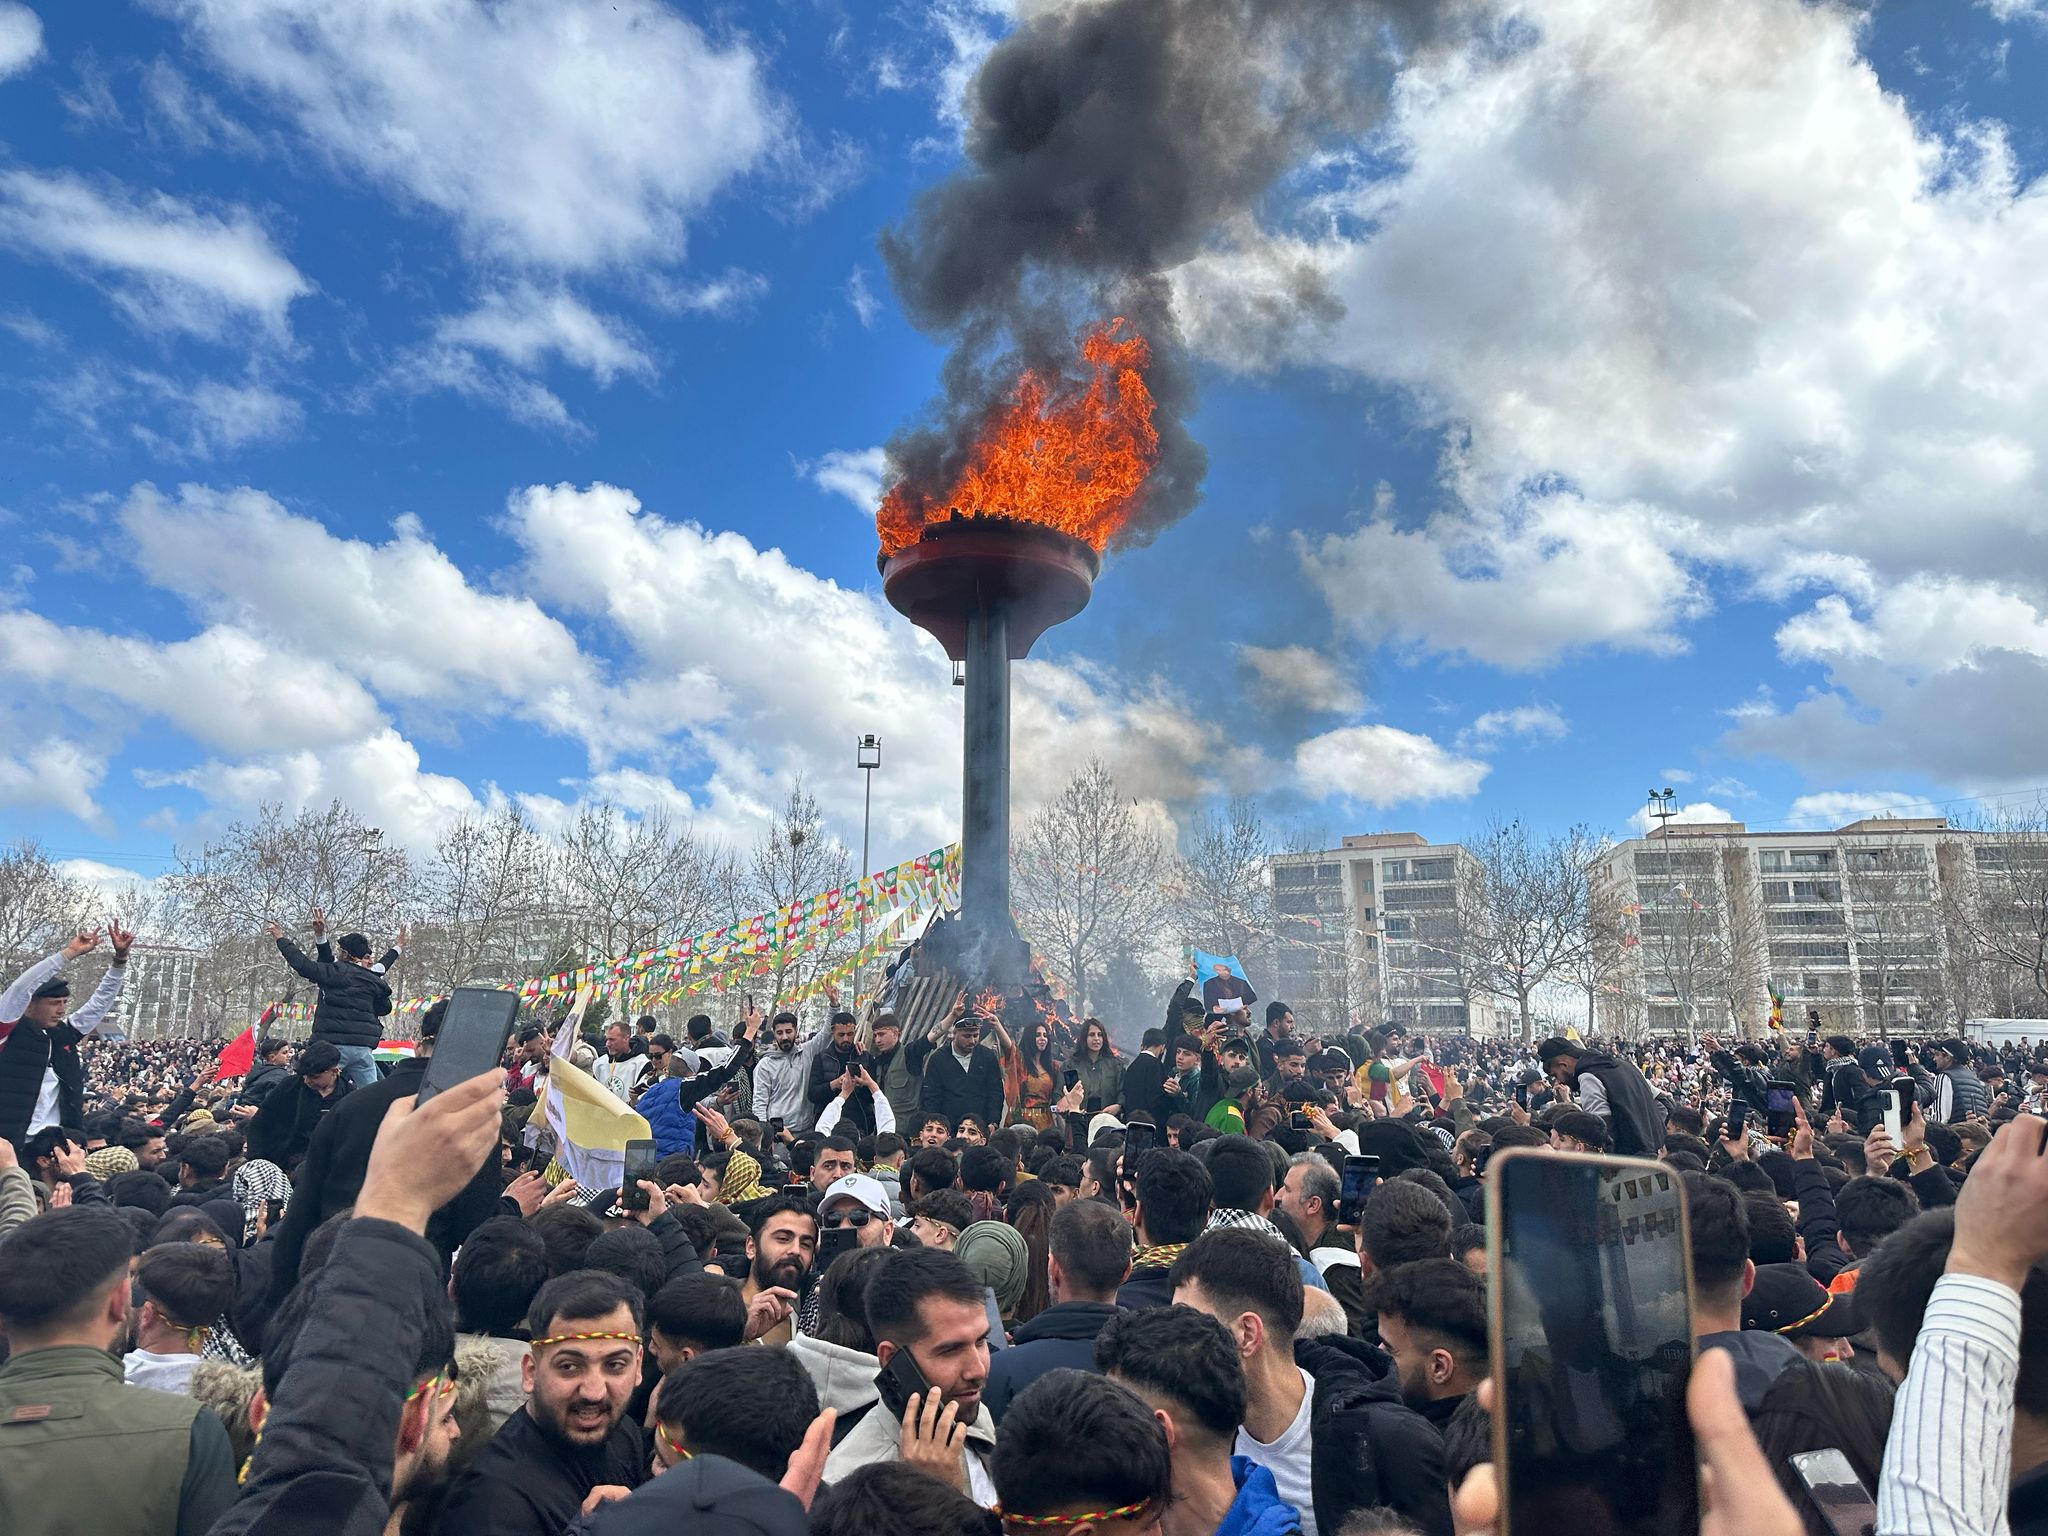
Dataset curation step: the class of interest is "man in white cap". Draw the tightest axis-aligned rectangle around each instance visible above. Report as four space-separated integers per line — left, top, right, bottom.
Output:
818 1173 894 1254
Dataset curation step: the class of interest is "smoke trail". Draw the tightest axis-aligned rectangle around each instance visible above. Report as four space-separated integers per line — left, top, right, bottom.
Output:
879 0 1453 550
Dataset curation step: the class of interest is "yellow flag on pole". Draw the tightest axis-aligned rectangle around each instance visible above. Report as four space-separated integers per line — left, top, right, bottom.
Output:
544 985 649 1189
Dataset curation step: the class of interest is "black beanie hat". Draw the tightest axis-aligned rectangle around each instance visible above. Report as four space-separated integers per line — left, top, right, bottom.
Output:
337 933 372 959
30 978 70 1002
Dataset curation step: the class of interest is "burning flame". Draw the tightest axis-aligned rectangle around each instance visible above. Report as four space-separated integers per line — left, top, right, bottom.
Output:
974 988 1007 1021
877 319 1160 555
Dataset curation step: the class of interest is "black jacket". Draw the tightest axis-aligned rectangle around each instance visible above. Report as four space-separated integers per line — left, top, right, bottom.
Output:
267 1056 506 1303
1295 1333 1452 1536
246 1073 350 1170
807 1044 878 1136
1116 1263 1175 1311
239 1061 292 1109
0 1019 86 1150
211 1216 445 1536
920 1043 1004 1130
583 1456 808 1536
438 1403 646 1536
1119 1051 1171 1128
276 936 391 1049
1571 1050 1664 1156
982 1300 1122 1421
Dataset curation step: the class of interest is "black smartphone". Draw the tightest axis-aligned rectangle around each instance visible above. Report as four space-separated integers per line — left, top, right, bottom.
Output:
1725 1100 1747 1140
1123 1120 1156 1154
1489 1150 1697 1536
817 1224 860 1268
1337 1154 1381 1226
1765 1079 1799 1138
1290 1109 1312 1131
1063 1068 1080 1090
1514 1081 1530 1110
769 1116 785 1138
1788 1449 1877 1536
620 1139 656 1211
417 988 520 1103
875 1344 934 1420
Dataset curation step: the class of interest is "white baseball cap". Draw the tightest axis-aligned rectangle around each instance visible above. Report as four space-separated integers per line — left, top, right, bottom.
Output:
819 1172 892 1220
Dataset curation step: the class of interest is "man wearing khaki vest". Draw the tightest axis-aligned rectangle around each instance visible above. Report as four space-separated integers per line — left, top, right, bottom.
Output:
0 1205 236 1536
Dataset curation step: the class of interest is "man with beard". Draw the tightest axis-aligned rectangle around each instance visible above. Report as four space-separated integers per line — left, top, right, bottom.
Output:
438 1271 649 1536
1370 1258 1487 1431
739 1193 818 1346
754 1008 834 1134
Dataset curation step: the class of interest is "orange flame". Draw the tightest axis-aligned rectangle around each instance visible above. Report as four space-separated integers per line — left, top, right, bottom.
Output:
877 318 1160 555
975 988 1007 1020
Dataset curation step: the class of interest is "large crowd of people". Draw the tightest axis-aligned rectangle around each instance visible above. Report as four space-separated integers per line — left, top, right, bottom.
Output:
1 921 2044 1536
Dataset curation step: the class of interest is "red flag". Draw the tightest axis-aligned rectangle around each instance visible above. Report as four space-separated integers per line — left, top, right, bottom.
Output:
1417 1062 1448 1103
214 1026 255 1082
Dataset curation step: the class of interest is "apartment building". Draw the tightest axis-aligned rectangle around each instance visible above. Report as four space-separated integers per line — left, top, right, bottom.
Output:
1270 833 1500 1035
112 942 202 1040
1593 817 1964 1037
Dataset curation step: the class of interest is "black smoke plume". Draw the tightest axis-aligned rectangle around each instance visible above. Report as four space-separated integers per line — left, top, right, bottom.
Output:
879 0 1452 550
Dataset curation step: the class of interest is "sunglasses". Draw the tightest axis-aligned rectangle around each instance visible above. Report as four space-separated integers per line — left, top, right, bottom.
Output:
825 1206 873 1229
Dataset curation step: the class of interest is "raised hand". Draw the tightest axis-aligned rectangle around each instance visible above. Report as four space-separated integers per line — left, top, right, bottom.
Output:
694 1102 730 1143
740 1002 763 1040
504 1170 549 1217
743 1285 798 1342
62 928 101 959
107 923 136 963
263 920 285 940
309 906 326 938
899 1389 968 1492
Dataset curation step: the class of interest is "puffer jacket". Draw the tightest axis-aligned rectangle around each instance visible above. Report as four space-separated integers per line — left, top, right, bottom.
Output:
1295 1333 1451 1536
275 937 391 1049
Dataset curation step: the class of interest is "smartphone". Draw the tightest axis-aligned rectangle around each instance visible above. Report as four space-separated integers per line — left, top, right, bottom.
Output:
1764 1079 1799 1139
1290 1109 1312 1132
1514 1081 1531 1111
1881 1077 1915 1149
817 1224 860 1268
1124 1120 1156 1154
417 988 521 1103
875 1343 934 1419
620 1139 656 1211
769 1116 785 1138
1725 1100 1747 1140
1788 1449 1877 1536
1063 1068 1081 1090
1337 1154 1381 1226
1488 1150 1698 1536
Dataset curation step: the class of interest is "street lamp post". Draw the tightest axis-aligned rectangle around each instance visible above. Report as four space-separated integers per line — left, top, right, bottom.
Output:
857 734 881 1006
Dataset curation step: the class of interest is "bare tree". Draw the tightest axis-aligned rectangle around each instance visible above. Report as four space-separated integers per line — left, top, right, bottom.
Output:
414 805 555 993
1012 760 1174 1011
1956 806 2048 1017
555 801 729 974
162 801 415 1031
1462 819 1594 1043
0 840 94 972
730 781 852 1006
1837 835 1942 1036
1170 797 1275 981
1631 840 1736 1039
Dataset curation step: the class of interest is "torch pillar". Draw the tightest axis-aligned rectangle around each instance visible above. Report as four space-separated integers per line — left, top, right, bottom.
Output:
961 602 1012 942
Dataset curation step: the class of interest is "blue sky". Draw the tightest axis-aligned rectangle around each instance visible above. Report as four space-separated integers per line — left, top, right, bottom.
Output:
3 0 2047 896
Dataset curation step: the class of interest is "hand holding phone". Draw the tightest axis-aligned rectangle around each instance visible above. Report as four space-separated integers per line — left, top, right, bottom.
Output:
875 1344 935 1420
418 988 520 1103
1337 1154 1380 1227
620 1138 655 1212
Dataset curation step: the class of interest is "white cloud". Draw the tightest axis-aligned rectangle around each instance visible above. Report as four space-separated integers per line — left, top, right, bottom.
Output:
1658 769 1696 786
1180 0 2048 772
0 739 106 827
143 729 485 849
0 168 309 339
54 858 165 911
1236 644 1363 714
0 612 381 754
117 483 601 739
1293 724 1488 807
1627 800 1736 835
1461 703 1567 749
1978 1 2047 21
803 447 891 514
846 266 880 327
1784 790 1934 830
665 268 770 318
1299 490 1703 669
152 0 779 271
131 373 302 458
0 3 42 81
435 287 655 386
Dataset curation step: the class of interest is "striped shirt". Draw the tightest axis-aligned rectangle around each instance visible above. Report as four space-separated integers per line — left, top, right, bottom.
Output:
1878 1273 2023 1536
